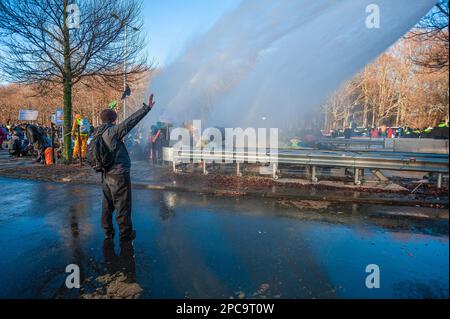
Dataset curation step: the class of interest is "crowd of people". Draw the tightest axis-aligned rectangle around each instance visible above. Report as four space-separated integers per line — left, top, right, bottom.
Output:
283 121 450 148
0 123 58 163
0 116 171 166
330 122 450 140
2 118 449 164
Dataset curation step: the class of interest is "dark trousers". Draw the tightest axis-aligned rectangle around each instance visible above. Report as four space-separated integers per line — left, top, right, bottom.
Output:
151 143 159 164
103 240 136 282
101 172 133 238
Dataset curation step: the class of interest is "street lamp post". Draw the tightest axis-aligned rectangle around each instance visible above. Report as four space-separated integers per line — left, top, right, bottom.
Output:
112 13 139 122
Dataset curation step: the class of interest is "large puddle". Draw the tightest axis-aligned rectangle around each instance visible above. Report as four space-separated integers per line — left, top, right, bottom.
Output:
0 177 447 299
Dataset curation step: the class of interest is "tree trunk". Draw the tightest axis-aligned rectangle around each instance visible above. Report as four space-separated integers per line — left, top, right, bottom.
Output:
363 93 369 127
396 102 402 127
62 0 73 162
63 77 72 161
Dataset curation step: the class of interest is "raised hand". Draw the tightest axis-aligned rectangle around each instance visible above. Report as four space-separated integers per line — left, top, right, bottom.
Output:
146 93 155 109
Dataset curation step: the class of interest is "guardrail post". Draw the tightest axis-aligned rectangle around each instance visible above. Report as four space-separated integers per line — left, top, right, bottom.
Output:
272 163 278 180
311 165 318 183
202 160 207 175
354 168 361 185
172 161 177 173
236 162 241 177
437 173 443 189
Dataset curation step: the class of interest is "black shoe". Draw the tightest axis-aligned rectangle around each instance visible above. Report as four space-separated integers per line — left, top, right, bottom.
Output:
120 230 136 242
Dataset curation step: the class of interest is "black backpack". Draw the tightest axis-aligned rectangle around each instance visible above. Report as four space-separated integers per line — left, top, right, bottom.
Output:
86 126 116 172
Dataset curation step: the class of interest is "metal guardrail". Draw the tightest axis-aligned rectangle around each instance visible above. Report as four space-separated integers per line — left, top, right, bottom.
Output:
167 147 449 188
348 150 448 158
279 148 449 159
318 138 386 145
317 138 386 149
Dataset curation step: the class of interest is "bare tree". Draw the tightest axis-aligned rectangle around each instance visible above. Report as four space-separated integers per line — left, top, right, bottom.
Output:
407 0 449 72
0 70 153 126
323 36 449 131
323 79 361 131
0 0 149 161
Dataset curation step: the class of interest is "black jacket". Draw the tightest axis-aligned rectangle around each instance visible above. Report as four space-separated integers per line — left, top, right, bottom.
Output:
99 104 152 175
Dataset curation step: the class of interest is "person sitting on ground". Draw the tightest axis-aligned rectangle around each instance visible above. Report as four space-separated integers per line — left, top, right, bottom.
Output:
20 139 32 157
25 124 49 163
14 125 25 140
8 131 22 157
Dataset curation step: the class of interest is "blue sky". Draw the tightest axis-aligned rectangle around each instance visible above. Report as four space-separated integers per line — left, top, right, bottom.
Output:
0 1 239 84
142 0 241 67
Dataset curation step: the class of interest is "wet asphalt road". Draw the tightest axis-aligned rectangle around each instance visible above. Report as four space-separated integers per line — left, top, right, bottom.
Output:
0 177 448 299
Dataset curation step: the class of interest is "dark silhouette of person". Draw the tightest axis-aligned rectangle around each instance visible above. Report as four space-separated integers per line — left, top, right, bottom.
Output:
103 240 136 283
98 95 155 241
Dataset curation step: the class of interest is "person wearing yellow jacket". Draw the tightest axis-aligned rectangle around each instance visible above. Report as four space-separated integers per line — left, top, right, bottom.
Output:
71 113 90 159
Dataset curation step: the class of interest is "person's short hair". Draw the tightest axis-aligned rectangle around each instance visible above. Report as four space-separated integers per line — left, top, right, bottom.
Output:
100 109 117 124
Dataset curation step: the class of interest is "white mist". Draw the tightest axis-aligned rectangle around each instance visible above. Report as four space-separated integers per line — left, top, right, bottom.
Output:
147 0 435 135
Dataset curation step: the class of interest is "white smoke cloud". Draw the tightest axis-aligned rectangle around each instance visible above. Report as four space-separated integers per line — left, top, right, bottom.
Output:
147 0 435 133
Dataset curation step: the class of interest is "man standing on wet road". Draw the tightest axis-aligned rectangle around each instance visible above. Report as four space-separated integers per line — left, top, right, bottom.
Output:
96 94 155 241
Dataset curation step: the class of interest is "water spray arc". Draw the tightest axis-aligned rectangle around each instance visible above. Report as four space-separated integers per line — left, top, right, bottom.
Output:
147 0 435 138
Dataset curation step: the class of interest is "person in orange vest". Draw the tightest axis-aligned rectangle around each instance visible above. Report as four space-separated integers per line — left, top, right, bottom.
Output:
71 113 90 159
379 125 387 138
387 127 394 139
